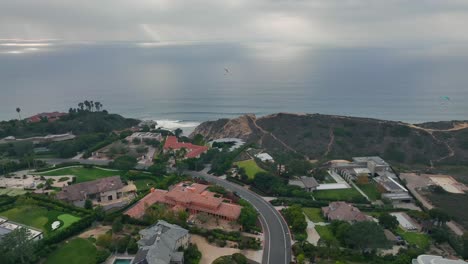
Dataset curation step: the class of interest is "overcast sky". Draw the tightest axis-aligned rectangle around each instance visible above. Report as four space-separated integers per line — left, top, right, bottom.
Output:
1 0 468 47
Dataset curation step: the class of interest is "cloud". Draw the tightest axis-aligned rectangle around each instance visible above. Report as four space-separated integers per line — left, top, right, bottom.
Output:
0 0 467 47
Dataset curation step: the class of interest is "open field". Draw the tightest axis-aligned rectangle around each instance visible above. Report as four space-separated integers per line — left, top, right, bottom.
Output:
44 238 97 264
313 187 363 201
356 183 381 201
315 225 337 243
234 159 265 179
303 208 325 222
38 167 121 183
396 227 430 249
425 192 468 230
0 205 81 234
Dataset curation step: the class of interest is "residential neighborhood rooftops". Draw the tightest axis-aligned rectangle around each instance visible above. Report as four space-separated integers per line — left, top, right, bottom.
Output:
352 156 389 166
374 175 408 193
132 220 188 264
27 112 67 123
56 176 124 202
322 201 372 223
163 136 208 158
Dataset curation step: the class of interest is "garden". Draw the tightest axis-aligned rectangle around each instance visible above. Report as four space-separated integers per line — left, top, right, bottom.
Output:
303 207 325 222
356 182 382 201
395 227 430 249
44 238 98 264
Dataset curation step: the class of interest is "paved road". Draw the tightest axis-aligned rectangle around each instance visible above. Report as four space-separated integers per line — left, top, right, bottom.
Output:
187 169 292 264
40 158 149 170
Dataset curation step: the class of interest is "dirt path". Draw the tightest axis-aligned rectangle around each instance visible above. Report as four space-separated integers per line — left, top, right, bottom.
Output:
323 128 334 157
408 122 468 133
250 116 298 154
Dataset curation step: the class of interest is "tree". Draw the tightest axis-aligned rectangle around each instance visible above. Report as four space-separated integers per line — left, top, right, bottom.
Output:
95 205 106 221
378 213 399 230
96 233 113 249
238 200 258 231
184 243 202 264
148 163 167 175
429 209 451 227
0 228 37 264
111 155 137 171
15 107 21 121
174 128 183 137
112 217 124 233
344 221 388 251
45 178 54 189
95 102 103 111
84 199 93 210
78 102 84 111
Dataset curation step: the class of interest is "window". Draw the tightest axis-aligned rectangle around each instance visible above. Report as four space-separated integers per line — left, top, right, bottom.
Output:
108 195 113 201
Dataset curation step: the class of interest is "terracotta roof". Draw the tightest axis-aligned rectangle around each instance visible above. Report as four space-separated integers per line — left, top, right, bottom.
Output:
27 112 67 123
125 182 242 220
56 176 124 202
164 136 208 158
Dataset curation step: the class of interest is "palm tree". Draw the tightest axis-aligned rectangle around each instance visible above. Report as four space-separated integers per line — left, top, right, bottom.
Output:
94 102 102 112
16 107 21 120
84 100 91 111
78 102 84 111
89 100 94 111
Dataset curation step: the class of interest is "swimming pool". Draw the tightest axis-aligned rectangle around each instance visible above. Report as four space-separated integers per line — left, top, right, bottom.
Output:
113 259 132 264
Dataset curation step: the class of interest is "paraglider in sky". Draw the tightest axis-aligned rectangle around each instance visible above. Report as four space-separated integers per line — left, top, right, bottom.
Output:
441 96 451 101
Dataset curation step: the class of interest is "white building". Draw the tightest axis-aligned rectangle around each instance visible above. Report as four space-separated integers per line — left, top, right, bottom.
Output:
412 255 467 264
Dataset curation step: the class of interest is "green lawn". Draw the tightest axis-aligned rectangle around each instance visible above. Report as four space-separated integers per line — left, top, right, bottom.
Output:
0 205 80 235
396 227 430 249
57 214 81 229
313 187 364 202
356 183 382 201
133 178 157 191
0 188 27 196
303 208 325 222
315 225 337 243
44 238 97 264
235 159 266 179
38 167 121 183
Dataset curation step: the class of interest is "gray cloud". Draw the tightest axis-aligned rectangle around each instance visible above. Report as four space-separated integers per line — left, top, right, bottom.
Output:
0 0 468 47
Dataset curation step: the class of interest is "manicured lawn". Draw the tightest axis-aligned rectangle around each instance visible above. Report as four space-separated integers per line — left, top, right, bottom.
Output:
356 183 382 201
58 214 81 229
315 225 337 243
235 159 266 179
44 238 97 264
0 188 27 196
313 187 364 201
39 167 121 183
303 208 325 222
133 178 157 191
0 205 80 235
396 227 430 249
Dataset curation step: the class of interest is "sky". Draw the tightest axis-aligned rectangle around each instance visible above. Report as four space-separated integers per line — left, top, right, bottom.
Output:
1 0 468 48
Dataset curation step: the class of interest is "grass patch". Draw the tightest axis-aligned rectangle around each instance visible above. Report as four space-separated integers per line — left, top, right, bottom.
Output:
234 159 266 179
133 178 157 191
0 188 27 196
396 227 430 249
315 225 337 243
0 205 80 235
57 214 81 229
356 183 381 201
425 192 468 230
303 208 325 222
313 187 364 202
38 167 121 183
44 238 97 264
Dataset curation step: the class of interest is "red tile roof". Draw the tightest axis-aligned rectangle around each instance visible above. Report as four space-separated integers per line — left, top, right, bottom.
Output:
163 136 208 158
125 182 242 220
27 112 67 123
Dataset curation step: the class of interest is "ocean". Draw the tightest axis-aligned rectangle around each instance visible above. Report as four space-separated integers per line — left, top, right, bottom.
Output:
1 41 467 133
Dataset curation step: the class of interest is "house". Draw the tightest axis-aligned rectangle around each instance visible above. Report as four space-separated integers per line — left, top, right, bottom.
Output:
374 175 413 204
255 153 275 163
0 217 43 241
163 136 208 159
56 176 136 209
412 255 467 264
322 202 372 223
289 176 319 192
132 220 189 264
125 182 242 221
390 212 418 231
331 156 396 183
27 112 67 123
127 132 163 142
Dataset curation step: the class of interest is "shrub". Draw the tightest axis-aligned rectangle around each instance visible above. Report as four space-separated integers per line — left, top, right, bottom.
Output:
95 249 111 263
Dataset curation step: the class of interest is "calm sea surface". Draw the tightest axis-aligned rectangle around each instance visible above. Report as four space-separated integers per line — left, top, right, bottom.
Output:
0 42 467 126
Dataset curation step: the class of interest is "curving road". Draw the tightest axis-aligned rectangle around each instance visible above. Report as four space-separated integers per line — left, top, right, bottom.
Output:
187 168 292 264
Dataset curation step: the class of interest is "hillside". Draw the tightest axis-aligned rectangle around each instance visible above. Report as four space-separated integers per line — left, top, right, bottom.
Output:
191 113 468 166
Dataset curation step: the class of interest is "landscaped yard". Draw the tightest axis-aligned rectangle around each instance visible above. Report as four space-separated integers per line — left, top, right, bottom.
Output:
396 227 430 249
315 225 337 243
0 188 27 196
313 187 364 202
133 178 157 191
0 205 81 235
44 238 97 264
38 167 121 183
234 159 266 179
303 208 325 222
356 183 381 201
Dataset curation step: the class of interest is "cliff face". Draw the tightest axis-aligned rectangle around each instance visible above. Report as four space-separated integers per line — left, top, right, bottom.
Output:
191 113 468 166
